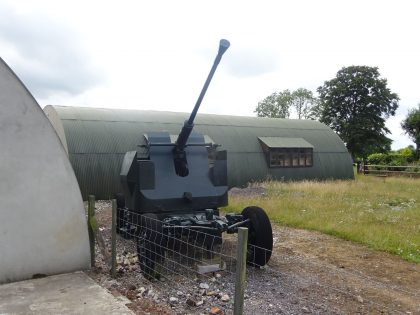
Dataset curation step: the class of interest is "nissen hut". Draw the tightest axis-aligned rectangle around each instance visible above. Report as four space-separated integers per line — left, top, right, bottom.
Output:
45 105 354 200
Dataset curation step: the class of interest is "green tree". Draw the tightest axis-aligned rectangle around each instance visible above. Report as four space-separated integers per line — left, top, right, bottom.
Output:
306 98 323 120
291 88 317 119
255 90 292 118
401 104 420 158
317 66 399 159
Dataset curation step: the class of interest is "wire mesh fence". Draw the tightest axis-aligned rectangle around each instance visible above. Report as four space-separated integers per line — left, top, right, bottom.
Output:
126 212 233 278
87 198 418 314
113 206 273 313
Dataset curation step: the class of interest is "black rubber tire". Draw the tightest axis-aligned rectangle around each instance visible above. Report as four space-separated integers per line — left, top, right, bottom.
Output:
136 213 167 280
241 206 273 267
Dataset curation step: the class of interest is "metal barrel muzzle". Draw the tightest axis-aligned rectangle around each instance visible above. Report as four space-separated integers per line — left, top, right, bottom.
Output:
175 39 230 149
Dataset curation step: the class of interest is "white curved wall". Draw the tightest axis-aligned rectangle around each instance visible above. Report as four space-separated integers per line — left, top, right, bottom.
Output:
0 58 90 283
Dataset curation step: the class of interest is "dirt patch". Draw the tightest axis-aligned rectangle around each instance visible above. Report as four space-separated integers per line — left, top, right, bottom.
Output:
87 201 419 314
271 226 419 314
229 183 267 198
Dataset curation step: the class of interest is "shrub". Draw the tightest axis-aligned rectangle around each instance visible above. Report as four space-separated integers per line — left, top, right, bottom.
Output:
367 153 390 165
397 147 415 162
367 149 415 172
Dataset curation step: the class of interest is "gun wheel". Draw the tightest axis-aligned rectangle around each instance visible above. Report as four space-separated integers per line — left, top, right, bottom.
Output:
136 213 167 280
241 206 273 267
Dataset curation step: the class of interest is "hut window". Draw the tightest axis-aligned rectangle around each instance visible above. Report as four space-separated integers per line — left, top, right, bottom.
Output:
268 148 313 168
258 137 314 168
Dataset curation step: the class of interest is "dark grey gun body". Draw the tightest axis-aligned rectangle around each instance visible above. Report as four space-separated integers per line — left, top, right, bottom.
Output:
120 132 228 216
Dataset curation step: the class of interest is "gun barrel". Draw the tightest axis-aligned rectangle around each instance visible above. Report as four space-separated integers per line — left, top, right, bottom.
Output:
175 39 230 149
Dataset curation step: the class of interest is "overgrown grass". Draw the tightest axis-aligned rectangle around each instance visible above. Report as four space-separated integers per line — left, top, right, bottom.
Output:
225 174 420 263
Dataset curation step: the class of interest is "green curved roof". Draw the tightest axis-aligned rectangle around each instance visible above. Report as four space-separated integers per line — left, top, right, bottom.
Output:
45 105 354 200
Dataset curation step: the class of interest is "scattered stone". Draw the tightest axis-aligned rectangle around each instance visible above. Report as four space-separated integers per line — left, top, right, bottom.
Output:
199 282 210 289
356 295 364 303
196 299 204 306
221 294 230 302
126 290 137 301
176 290 184 296
186 297 198 307
206 291 217 296
197 264 222 274
103 279 118 289
215 273 222 278
169 297 179 304
210 306 222 314
109 289 120 297
130 256 138 264
302 306 310 313
114 294 132 305
138 287 146 295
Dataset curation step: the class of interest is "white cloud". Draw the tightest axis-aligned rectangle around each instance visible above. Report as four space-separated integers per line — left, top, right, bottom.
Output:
1 0 418 149
0 2 102 97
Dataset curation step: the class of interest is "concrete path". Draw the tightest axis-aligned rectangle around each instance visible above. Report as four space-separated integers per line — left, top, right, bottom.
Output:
0 272 134 315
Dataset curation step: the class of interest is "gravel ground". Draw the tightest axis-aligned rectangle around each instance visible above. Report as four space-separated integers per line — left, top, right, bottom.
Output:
86 200 419 315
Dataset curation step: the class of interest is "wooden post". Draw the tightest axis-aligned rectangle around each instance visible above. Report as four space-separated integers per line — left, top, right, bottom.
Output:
87 195 96 267
111 199 117 278
234 227 248 315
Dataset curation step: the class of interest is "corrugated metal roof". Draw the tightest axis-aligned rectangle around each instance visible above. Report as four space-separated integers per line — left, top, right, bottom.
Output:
258 137 314 148
44 105 354 200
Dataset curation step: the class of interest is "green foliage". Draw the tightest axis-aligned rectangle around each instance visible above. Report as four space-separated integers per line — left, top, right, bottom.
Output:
290 88 317 119
367 153 390 165
388 153 409 166
401 104 420 157
367 148 418 173
317 66 399 159
255 90 292 118
397 146 415 161
255 88 319 119
367 147 416 167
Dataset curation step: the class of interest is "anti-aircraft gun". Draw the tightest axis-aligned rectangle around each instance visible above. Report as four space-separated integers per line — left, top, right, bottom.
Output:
118 39 273 277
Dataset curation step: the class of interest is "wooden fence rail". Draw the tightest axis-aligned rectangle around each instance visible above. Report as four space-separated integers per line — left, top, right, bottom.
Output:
360 164 420 178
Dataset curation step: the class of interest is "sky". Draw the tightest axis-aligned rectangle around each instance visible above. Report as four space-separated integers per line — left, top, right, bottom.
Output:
1 0 419 150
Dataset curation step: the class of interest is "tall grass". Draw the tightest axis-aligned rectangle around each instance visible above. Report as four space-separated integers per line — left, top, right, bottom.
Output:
225 174 420 263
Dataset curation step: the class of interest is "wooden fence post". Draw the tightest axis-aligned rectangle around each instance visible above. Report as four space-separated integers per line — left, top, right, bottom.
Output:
87 195 96 267
111 199 117 278
234 227 248 315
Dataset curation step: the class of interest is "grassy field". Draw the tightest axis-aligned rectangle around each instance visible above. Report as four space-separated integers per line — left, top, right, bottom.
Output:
225 174 420 263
